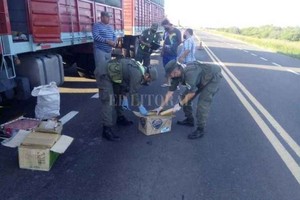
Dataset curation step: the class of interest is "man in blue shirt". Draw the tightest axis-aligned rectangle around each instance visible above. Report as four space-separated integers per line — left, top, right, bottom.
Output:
177 28 196 64
93 11 117 82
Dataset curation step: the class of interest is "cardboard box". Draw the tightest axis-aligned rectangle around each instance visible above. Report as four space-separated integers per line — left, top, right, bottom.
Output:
34 120 63 134
18 131 73 171
1 117 40 138
133 111 173 136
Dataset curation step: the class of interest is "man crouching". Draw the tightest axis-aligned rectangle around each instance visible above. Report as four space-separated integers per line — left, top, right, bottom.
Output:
154 60 222 139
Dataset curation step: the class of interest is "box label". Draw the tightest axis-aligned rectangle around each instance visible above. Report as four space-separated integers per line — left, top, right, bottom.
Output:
152 119 163 129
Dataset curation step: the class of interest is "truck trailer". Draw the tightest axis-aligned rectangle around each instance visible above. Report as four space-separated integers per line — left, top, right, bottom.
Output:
0 0 164 102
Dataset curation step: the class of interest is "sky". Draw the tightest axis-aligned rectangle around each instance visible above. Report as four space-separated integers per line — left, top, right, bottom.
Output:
164 0 299 28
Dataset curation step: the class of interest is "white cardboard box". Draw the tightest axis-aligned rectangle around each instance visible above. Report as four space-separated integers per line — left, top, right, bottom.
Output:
133 111 173 136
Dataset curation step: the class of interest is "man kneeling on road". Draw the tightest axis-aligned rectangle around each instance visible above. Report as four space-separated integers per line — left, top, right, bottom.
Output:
98 57 158 141
154 60 222 139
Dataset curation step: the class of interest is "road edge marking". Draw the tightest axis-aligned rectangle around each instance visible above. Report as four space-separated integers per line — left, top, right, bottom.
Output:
203 43 300 185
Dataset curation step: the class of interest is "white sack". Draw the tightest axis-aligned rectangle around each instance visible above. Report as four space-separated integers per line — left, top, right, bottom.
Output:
31 82 60 119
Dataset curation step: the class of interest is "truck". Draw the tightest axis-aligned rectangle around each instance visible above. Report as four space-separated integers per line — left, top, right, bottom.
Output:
0 0 165 102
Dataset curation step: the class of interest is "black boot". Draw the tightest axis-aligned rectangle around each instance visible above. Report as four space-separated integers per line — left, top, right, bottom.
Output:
188 127 204 139
177 118 194 127
117 116 133 126
102 126 120 141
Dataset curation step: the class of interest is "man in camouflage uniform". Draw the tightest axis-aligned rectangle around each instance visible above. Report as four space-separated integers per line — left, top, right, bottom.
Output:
154 60 222 139
99 57 158 141
135 23 161 67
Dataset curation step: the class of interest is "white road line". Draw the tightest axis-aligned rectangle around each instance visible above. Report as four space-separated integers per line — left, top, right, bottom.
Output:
203 43 300 185
91 93 99 98
272 62 282 67
260 57 268 61
286 69 300 75
243 50 249 53
251 53 257 57
59 111 79 125
204 43 300 157
270 62 299 75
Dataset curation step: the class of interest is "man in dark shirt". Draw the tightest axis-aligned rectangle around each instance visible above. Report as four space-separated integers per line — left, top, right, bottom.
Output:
160 19 182 87
154 60 222 139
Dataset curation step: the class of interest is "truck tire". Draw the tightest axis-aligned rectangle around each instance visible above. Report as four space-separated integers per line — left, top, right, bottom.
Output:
75 53 95 78
4 88 15 100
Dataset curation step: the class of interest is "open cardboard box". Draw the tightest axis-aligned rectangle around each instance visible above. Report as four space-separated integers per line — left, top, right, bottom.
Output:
2 120 73 171
133 110 174 136
0 117 40 138
18 131 73 171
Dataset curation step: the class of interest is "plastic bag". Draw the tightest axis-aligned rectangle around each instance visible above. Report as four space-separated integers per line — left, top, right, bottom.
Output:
31 82 60 120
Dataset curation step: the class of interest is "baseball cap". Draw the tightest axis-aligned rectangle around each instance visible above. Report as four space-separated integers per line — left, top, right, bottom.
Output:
151 23 158 31
161 19 171 26
101 11 111 17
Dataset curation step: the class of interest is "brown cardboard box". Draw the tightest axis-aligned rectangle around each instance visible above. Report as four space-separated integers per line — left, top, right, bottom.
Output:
1 117 40 137
133 111 173 136
18 131 73 171
34 120 63 134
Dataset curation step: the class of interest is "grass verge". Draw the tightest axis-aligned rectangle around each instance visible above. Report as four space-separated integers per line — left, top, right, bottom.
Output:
210 30 300 59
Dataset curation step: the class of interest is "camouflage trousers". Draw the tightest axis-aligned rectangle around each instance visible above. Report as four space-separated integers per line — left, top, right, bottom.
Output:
181 72 222 129
98 75 124 127
135 48 151 67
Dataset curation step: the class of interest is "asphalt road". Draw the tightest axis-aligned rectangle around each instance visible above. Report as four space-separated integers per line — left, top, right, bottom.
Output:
0 31 300 200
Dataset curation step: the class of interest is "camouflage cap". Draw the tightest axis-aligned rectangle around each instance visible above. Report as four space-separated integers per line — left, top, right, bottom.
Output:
165 60 179 76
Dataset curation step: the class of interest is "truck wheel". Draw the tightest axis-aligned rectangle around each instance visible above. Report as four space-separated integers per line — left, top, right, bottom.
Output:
4 89 15 100
75 53 95 78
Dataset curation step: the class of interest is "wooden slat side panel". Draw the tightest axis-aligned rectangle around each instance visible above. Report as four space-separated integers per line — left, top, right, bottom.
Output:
123 0 133 35
77 0 94 32
59 0 79 32
29 0 61 43
0 0 11 35
113 8 123 31
95 2 123 32
150 2 164 26
144 1 150 27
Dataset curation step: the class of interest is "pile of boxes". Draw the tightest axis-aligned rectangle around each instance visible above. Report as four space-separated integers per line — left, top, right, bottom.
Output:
1 109 174 171
1 118 73 171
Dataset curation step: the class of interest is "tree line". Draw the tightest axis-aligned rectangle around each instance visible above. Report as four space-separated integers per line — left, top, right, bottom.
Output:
216 25 300 41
